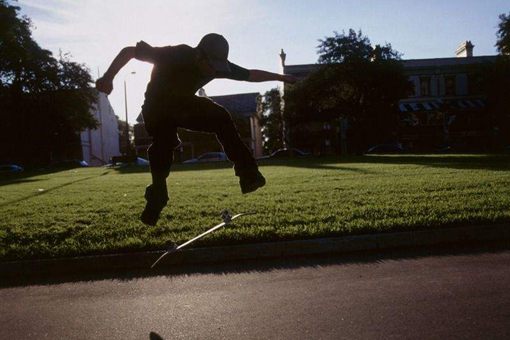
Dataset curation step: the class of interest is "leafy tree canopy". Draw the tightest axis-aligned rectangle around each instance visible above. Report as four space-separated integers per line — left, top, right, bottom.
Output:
317 29 402 64
496 12 510 55
0 0 97 165
285 29 410 153
259 88 284 153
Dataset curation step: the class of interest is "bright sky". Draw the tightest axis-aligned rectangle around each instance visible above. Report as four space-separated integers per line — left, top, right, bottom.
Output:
16 0 509 124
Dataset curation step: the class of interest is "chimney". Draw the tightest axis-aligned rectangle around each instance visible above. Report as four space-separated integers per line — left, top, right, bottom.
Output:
455 41 474 57
279 49 286 67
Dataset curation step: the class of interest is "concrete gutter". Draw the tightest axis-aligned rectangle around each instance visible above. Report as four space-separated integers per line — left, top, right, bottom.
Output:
1 223 509 279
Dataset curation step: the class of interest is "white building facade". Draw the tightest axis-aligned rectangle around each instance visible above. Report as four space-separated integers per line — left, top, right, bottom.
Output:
80 91 120 166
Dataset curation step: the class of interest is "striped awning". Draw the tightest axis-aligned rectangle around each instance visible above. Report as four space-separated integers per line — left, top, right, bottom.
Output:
399 99 485 112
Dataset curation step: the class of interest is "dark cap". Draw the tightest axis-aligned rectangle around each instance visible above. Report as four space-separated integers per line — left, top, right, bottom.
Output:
197 33 231 73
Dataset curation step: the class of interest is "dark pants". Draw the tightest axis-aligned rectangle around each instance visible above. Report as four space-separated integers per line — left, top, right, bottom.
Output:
143 95 257 184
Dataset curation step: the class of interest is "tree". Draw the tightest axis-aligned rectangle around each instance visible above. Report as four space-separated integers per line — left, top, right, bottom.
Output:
0 0 58 93
0 0 97 165
496 12 510 55
485 59 510 146
285 29 410 154
317 29 402 64
259 88 285 153
472 13 510 149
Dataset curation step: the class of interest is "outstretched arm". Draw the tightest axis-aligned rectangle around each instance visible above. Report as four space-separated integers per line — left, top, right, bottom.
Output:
248 69 298 84
96 46 136 94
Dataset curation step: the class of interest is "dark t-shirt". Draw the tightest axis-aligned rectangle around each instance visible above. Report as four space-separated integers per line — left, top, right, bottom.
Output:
135 41 250 100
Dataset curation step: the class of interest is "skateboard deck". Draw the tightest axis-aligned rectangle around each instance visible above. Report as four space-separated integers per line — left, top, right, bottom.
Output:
151 210 255 269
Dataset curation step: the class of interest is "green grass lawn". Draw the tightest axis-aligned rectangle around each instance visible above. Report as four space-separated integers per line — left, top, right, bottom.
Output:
1 154 509 261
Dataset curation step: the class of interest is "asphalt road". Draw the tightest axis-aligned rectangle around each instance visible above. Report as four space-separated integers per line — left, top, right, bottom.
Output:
1 246 510 340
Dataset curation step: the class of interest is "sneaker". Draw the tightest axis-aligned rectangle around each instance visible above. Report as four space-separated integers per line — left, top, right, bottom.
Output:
239 170 266 194
140 184 168 226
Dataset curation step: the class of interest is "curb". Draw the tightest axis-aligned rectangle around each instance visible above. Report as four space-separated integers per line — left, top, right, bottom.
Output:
1 223 509 279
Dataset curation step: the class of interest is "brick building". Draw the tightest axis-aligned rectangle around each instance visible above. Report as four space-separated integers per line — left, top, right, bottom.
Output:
281 41 499 153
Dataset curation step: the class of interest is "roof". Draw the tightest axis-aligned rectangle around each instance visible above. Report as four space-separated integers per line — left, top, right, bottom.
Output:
283 64 318 75
402 55 497 69
283 55 499 75
136 113 143 123
209 92 260 118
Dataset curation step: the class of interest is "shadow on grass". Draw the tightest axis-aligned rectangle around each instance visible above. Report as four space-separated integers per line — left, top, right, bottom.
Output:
274 154 510 172
0 171 110 208
110 154 510 175
111 157 377 174
258 157 378 173
360 154 510 172
0 177 47 187
0 167 95 187
2 241 508 288
111 162 232 175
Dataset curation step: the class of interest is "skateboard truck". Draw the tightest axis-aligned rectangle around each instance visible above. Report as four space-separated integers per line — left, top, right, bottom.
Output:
220 209 232 224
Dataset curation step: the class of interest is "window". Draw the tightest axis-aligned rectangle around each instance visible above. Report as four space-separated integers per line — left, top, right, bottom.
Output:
420 77 431 97
409 80 417 97
445 75 456 96
468 74 482 95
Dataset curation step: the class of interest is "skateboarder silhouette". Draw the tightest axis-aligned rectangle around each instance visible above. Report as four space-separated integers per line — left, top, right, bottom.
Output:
96 33 297 225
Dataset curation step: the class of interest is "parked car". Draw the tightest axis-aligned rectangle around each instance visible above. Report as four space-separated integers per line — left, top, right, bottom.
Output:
0 164 24 174
135 157 150 166
437 144 453 153
365 143 404 154
183 152 228 164
260 148 311 159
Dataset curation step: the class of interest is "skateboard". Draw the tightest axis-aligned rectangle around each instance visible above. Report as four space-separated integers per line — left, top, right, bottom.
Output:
151 210 255 269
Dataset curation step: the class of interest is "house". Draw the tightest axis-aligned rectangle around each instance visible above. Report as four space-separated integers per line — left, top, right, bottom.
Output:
80 91 121 165
281 41 499 152
134 92 263 161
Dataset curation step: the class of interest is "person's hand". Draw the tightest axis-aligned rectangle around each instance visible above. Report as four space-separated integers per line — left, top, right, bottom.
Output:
281 74 300 84
96 76 113 95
